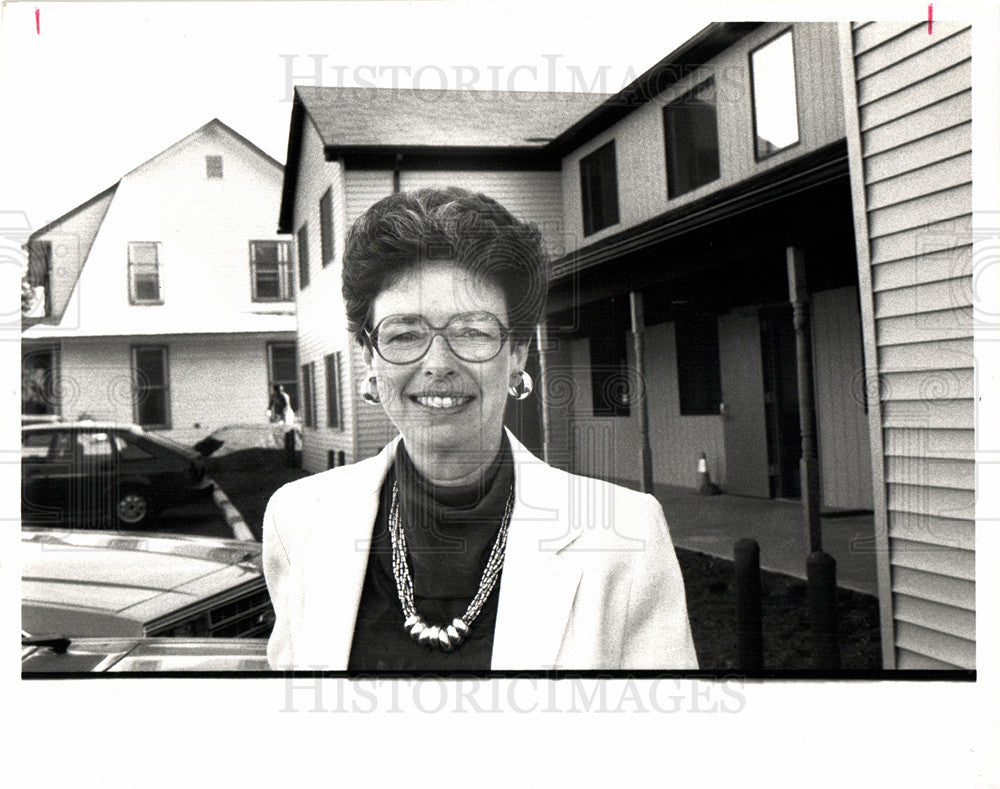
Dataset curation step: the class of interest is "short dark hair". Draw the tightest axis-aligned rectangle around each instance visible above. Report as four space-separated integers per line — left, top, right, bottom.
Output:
342 187 548 347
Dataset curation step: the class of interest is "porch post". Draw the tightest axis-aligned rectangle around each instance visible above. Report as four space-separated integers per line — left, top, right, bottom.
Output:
535 321 551 464
786 246 822 553
629 291 654 493
788 246 840 669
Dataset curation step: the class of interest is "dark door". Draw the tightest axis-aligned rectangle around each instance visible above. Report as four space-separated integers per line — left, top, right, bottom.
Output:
759 306 801 498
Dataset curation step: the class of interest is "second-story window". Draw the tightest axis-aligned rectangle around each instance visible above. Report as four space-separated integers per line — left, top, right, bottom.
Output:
320 188 334 267
580 141 620 237
750 30 800 160
250 240 292 301
206 155 224 179
128 242 162 304
663 78 721 199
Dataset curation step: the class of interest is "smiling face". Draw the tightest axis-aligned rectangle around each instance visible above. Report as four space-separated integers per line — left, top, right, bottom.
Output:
365 261 528 475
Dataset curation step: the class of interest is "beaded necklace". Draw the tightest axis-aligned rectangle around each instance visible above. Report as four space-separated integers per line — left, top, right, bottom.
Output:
387 477 515 652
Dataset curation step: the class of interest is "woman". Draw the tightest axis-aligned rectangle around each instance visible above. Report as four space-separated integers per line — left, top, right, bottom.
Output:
263 187 697 671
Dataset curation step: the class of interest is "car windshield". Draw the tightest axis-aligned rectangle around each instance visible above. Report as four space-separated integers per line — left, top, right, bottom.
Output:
140 430 195 454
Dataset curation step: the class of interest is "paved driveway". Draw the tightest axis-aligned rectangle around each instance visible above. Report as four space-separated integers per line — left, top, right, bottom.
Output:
654 484 878 595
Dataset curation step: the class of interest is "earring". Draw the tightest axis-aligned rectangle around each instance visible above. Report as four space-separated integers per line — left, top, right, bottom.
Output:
361 375 381 404
508 370 533 400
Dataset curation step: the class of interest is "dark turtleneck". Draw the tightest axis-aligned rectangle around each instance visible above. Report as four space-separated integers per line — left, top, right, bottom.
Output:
347 433 514 672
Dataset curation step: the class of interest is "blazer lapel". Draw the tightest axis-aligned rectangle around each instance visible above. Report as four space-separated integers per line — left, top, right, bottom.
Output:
301 437 399 670
491 432 582 670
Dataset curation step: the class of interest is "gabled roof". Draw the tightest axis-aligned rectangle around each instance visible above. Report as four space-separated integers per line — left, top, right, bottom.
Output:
24 119 282 331
122 117 283 179
278 22 763 232
296 85 606 149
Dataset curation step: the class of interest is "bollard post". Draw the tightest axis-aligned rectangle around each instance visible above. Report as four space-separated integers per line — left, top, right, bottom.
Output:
807 551 840 670
734 538 764 673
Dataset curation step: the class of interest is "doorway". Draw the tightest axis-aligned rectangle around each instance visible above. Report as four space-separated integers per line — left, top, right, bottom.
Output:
759 306 800 498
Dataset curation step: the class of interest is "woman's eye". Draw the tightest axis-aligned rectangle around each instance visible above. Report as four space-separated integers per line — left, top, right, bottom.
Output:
384 331 420 344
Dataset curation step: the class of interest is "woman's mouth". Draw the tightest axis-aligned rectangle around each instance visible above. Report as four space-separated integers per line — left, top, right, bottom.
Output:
410 395 474 410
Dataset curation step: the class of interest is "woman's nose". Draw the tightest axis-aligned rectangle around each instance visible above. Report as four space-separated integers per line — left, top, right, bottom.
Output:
421 333 458 372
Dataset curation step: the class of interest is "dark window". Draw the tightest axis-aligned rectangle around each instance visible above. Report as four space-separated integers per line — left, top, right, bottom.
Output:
268 342 298 411
325 352 343 429
750 30 800 160
301 362 316 428
580 141 620 236
297 223 310 289
206 155 223 179
128 242 162 304
589 333 631 417
25 240 51 316
675 314 722 416
131 345 170 428
22 431 54 459
664 78 721 199
250 240 292 301
320 188 334 267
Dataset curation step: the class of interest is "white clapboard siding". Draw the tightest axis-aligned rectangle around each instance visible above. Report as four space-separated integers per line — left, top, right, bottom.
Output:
872 245 972 293
888 510 974 551
843 21 974 668
883 427 973 459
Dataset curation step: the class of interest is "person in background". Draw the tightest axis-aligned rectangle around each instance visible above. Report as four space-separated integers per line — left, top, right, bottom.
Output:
262 187 697 671
267 384 296 466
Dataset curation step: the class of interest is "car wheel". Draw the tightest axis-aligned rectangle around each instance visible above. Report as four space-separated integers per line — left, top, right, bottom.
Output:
116 487 150 527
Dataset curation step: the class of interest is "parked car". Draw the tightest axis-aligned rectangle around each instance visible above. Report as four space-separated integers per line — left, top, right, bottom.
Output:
21 421 213 528
22 528 274 641
22 635 269 673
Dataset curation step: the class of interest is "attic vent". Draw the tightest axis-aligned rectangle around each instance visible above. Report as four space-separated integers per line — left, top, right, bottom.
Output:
206 155 223 179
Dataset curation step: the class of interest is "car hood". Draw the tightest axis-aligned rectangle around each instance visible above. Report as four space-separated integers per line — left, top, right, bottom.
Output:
22 530 263 637
22 636 269 673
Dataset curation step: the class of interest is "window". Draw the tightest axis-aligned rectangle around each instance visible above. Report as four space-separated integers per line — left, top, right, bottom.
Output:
325 352 343 429
206 155 223 179
663 78 721 199
250 240 292 301
25 240 51 317
674 314 722 416
297 224 310 289
131 345 170 428
128 242 162 304
22 431 54 460
580 141 620 236
750 30 800 160
301 362 316 428
320 188 334 267
268 342 299 411
589 334 631 417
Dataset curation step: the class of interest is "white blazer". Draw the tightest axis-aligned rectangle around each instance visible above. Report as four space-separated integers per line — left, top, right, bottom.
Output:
263 429 698 670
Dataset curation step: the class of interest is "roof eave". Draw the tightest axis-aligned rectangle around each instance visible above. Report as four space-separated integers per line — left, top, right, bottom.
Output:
547 22 764 157
278 92 307 234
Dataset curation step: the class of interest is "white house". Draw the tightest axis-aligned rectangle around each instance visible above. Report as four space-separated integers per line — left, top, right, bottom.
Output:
21 119 297 446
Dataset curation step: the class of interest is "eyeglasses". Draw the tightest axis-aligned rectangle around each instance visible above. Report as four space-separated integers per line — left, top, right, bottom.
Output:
365 312 510 364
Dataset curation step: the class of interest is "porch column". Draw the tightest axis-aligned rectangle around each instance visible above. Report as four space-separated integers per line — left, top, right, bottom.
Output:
629 291 654 493
786 246 822 552
535 321 552 464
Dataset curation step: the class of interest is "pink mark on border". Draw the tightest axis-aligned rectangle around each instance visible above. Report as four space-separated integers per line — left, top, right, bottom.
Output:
35 7 39 34
928 3 933 34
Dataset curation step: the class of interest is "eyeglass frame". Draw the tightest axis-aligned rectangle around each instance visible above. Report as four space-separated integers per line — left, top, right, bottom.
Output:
363 311 512 365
